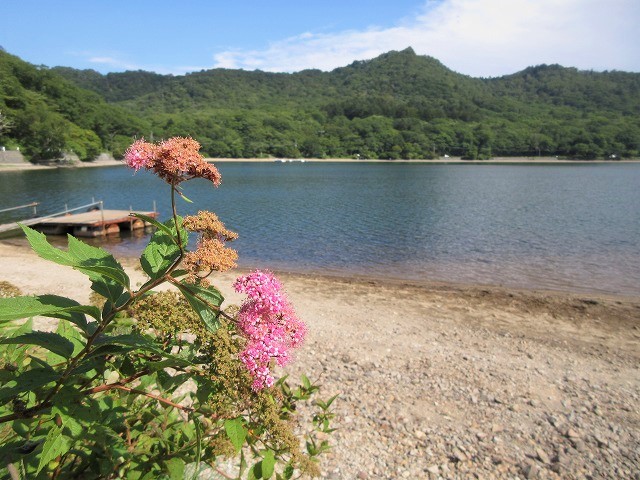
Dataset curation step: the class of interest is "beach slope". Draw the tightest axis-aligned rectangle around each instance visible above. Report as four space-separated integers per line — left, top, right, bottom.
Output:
0 242 638 478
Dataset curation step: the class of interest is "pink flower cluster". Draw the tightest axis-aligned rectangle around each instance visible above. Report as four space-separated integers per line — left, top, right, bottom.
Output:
234 270 306 391
123 137 221 186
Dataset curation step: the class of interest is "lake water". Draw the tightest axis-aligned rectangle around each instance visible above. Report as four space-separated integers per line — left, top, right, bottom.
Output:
1 162 639 296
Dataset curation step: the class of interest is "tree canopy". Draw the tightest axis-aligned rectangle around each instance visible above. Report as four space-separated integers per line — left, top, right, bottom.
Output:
2 47 639 161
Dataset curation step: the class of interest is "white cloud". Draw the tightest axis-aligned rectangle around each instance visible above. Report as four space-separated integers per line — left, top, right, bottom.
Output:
211 0 640 77
88 56 140 71
86 54 206 76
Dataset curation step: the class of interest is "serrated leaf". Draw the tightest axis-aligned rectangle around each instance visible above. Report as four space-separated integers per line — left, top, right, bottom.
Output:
67 235 129 284
141 230 180 279
52 406 84 437
224 418 247 453
55 319 86 357
20 225 129 302
175 282 224 333
0 367 59 403
92 333 159 354
20 224 74 266
0 294 101 323
89 333 195 366
36 425 72 474
0 331 74 359
8 317 33 335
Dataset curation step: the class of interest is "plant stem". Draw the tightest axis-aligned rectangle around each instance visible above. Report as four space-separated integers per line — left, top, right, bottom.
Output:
171 185 184 255
103 385 194 413
35 186 187 412
82 369 149 395
166 277 235 322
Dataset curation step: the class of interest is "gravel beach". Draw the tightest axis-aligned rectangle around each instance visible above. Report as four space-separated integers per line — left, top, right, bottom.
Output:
1 241 638 479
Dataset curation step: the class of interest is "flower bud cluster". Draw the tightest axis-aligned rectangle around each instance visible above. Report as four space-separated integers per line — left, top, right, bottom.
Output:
234 271 306 391
124 137 221 186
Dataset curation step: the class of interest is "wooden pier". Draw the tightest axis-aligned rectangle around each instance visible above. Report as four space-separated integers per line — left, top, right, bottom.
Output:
0 201 158 237
34 209 158 237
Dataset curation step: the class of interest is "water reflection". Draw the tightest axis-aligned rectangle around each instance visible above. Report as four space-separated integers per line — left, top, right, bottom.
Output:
1 163 639 296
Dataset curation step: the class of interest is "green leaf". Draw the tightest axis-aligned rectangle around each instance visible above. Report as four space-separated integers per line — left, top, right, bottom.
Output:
89 333 195 366
193 415 203 480
0 332 74 359
91 333 160 356
67 235 129 284
316 394 339 410
7 317 33 336
12 418 36 439
175 282 224 333
0 294 101 323
250 450 276 480
261 450 276 479
0 367 59 403
83 344 134 360
178 191 193 203
56 319 86 357
20 223 75 266
36 425 72 474
224 418 247 453
164 458 185 480
141 229 180 279
51 406 84 437
20 225 129 302
147 357 194 372
67 235 129 301
248 464 259 480
283 463 294 480
0 440 32 463
131 213 173 237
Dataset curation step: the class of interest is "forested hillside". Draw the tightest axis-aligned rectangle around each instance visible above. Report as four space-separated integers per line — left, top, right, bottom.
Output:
0 51 149 161
2 48 639 161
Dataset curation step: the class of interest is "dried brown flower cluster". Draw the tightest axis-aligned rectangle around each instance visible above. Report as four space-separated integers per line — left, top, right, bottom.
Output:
182 211 238 283
183 211 238 242
124 137 221 186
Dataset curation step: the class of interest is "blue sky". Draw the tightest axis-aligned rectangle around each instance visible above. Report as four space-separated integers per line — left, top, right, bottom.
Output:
2 0 639 77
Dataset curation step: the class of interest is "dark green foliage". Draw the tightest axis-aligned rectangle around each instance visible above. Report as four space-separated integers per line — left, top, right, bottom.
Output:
0 50 149 161
0 221 333 478
3 47 640 161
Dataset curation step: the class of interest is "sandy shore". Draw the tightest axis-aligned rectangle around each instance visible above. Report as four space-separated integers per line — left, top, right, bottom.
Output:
0 157 125 172
1 241 639 478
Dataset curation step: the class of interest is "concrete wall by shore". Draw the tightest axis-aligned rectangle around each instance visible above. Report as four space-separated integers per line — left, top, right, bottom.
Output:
0 150 26 164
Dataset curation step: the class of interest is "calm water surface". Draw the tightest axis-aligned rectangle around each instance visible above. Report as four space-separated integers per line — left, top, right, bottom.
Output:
1 163 639 296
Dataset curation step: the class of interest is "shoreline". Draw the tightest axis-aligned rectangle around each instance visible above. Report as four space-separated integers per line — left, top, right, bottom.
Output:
0 241 639 477
1 156 639 173
1 235 637 301
210 156 640 165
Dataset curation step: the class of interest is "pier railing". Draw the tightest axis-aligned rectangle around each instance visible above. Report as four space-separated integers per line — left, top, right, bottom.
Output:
0 201 103 234
0 202 39 216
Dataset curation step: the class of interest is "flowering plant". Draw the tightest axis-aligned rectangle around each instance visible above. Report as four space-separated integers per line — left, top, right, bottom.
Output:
0 137 334 478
